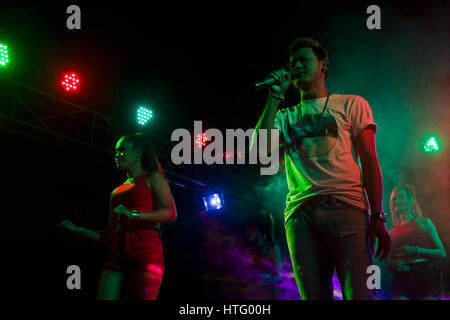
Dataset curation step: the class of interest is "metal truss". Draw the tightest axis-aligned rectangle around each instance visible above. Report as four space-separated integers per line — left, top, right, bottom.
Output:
0 76 264 205
0 76 124 165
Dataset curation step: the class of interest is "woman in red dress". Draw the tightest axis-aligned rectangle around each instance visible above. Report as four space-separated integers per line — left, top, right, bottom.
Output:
386 185 446 300
58 132 177 299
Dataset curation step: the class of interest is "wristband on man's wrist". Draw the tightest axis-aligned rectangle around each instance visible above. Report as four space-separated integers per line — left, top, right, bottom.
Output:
371 211 387 222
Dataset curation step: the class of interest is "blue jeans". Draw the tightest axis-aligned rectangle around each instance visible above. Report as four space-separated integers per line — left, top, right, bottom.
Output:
285 195 375 300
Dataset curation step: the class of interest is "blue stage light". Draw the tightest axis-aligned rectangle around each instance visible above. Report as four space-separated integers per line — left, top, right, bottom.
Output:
203 193 224 212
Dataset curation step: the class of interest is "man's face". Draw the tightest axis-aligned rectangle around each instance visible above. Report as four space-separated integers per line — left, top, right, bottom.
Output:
289 47 326 88
115 138 139 171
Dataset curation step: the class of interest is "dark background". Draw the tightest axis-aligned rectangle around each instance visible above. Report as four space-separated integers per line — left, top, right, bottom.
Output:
0 1 449 300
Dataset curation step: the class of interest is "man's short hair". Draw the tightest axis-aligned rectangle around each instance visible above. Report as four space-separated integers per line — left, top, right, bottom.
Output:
289 37 329 75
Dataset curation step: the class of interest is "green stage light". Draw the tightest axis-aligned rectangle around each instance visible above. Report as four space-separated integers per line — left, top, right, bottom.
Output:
0 43 10 67
137 106 153 126
423 136 440 153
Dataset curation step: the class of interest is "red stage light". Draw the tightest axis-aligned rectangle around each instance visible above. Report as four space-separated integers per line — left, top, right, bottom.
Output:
196 133 208 148
61 72 80 92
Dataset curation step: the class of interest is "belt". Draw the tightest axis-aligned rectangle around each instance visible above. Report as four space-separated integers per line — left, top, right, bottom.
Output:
307 194 337 205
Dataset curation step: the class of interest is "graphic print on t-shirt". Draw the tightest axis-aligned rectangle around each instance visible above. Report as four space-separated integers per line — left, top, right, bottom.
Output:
285 113 338 158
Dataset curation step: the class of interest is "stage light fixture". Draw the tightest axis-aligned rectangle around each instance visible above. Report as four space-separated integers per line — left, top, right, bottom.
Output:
202 192 224 212
137 106 153 126
0 43 10 67
196 133 207 148
61 72 80 92
422 135 440 153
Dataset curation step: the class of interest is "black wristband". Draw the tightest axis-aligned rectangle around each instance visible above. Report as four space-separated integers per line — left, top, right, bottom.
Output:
371 211 387 222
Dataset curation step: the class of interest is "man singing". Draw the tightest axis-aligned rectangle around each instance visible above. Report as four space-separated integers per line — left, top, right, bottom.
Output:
253 37 391 299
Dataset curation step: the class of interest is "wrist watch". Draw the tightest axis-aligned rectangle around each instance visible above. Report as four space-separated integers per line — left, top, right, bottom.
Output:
371 211 387 222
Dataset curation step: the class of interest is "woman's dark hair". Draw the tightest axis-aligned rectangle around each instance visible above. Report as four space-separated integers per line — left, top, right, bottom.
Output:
120 132 160 173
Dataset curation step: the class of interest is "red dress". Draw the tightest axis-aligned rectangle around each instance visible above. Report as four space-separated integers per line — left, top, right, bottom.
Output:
104 172 164 276
391 217 439 298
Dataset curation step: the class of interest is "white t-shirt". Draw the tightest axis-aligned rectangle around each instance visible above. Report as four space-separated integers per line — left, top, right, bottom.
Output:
273 94 377 223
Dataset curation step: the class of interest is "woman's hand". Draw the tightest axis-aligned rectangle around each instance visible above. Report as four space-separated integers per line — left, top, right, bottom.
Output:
113 204 132 224
394 245 417 257
392 259 410 272
56 219 79 233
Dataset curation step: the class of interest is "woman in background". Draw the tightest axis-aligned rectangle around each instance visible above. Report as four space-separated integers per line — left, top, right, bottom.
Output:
58 132 177 300
245 209 283 299
387 185 446 300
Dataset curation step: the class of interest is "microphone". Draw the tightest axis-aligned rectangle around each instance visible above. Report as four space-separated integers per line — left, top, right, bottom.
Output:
253 69 302 90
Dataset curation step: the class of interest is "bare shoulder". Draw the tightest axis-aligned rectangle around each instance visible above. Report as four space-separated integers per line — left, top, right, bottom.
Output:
422 217 435 229
110 187 119 196
415 216 434 232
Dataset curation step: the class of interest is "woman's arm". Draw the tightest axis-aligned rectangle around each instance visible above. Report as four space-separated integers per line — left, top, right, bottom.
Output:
419 218 447 258
394 218 447 259
140 171 177 223
57 219 110 244
77 227 110 244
